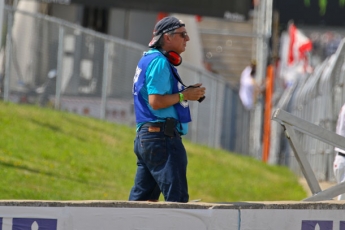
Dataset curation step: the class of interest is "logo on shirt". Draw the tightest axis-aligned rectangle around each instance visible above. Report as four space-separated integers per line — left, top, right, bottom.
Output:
180 99 189 108
132 66 142 95
178 82 189 108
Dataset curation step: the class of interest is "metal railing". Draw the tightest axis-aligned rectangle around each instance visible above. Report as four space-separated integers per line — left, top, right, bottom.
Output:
2 5 343 184
270 37 345 181
272 108 345 201
0 6 253 155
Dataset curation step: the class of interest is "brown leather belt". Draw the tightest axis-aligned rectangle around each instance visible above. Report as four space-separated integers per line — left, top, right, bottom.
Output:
142 122 165 133
141 119 179 137
142 122 164 128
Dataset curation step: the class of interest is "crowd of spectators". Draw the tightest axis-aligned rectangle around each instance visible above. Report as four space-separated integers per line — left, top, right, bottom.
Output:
309 31 342 66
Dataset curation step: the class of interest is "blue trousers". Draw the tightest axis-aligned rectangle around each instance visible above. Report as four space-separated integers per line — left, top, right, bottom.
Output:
128 124 189 202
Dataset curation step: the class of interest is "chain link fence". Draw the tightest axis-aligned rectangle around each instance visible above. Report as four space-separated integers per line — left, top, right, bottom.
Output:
0 6 252 155
270 38 345 182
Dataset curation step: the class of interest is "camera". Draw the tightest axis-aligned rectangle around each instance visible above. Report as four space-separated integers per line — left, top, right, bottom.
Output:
186 85 205 103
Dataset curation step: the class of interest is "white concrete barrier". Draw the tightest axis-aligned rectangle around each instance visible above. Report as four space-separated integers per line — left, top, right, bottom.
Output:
0 200 345 229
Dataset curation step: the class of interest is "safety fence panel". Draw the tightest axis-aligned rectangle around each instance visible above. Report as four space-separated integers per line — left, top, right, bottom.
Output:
1 6 252 156
272 38 345 181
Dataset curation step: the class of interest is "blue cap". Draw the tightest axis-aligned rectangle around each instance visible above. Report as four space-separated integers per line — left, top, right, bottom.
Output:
148 16 185 48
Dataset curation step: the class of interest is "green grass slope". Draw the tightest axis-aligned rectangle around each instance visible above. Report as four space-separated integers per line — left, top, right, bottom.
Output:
0 101 306 202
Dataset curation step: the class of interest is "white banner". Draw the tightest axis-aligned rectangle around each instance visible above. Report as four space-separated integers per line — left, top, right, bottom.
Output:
0 205 344 230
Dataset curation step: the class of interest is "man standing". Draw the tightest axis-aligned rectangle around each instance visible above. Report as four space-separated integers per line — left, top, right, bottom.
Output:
334 104 345 200
129 16 206 202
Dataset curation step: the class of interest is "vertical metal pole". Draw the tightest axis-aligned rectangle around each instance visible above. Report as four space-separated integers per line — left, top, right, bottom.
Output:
4 9 13 102
252 0 272 160
0 1 3 99
251 0 264 158
263 0 272 70
0 0 4 50
212 78 223 149
265 0 273 40
100 42 109 120
55 26 64 110
284 124 322 195
209 77 217 147
191 70 199 143
255 0 264 82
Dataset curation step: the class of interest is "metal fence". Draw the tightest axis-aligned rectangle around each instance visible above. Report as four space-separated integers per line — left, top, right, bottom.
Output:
0 6 252 155
270 38 345 182
8 5 344 182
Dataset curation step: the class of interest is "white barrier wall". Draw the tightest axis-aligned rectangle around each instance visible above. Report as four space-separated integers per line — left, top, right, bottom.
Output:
1 201 345 230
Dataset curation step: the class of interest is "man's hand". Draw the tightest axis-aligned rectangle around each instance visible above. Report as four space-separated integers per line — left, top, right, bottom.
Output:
148 83 206 110
183 83 206 101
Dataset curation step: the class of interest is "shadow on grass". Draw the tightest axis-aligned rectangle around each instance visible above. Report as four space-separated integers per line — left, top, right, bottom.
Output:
0 159 113 189
28 118 88 143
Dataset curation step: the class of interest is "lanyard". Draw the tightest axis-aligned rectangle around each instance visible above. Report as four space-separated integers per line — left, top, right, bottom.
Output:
169 65 205 103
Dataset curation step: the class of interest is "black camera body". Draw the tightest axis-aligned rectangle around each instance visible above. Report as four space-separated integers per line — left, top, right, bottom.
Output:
186 85 205 103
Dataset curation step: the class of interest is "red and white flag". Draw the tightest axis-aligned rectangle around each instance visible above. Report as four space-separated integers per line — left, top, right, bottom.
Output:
288 23 312 65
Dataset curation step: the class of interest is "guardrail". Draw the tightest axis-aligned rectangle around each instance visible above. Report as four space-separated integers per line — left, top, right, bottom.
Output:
273 108 345 201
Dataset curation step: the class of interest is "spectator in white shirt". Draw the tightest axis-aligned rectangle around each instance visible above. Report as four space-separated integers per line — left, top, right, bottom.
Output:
239 60 260 110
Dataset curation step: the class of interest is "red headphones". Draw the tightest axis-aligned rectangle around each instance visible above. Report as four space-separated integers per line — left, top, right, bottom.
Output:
158 49 182 66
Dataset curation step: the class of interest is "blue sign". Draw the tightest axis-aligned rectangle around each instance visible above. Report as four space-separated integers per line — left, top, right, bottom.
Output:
0 218 57 230
301 221 333 230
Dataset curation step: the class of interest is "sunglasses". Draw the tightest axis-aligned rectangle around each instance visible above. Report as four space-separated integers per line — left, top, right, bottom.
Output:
170 31 188 39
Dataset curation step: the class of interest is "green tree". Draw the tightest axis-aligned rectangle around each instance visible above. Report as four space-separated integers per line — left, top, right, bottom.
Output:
304 0 310 6
340 0 345 7
304 0 345 15
319 0 327 15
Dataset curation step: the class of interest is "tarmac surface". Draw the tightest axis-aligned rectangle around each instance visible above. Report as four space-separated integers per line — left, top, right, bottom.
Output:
299 177 337 198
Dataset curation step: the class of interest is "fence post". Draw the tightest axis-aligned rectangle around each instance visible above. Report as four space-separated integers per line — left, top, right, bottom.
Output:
251 0 272 159
190 70 199 143
100 42 109 120
0 2 3 99
0 0 4 50
262 64 274 162
55 26 64 110
4 9 13 102
208 76 217 148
